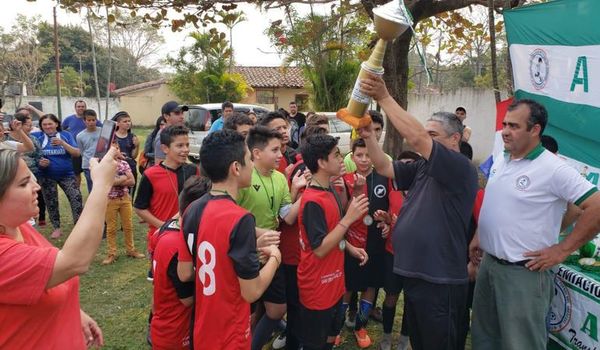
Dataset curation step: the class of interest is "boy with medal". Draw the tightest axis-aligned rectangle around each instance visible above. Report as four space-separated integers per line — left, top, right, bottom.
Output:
297 134 369 350
237 126 306 350
341 138 395 348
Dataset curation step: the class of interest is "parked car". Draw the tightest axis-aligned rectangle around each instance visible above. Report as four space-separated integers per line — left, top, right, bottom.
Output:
316 112 386 155
186 103 270 162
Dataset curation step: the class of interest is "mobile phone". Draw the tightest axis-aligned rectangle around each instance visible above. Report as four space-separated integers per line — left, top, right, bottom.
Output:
1 114 13 131
94 119 116 159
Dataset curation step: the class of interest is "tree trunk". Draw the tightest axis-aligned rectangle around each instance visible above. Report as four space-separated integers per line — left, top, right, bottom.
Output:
488 0 501 103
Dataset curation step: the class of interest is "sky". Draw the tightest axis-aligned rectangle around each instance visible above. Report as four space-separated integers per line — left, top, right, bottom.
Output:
0 0 307 69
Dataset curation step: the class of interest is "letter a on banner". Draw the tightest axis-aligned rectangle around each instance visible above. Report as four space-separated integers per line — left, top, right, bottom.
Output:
570 56 589 93
580 312 598 341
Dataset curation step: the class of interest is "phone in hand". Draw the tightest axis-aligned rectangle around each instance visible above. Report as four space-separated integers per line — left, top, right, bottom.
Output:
94 120 116 159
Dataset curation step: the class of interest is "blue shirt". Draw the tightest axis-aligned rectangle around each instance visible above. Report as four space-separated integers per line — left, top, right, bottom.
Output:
208 117 224 133
32 131 79 179
61 114 102 139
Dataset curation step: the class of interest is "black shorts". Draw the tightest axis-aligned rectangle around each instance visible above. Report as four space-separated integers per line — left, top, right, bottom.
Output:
298 298 344 349
262 264 286 304
364 252 385 288
344 251 368 292
72 156 83 174
384 252 403 295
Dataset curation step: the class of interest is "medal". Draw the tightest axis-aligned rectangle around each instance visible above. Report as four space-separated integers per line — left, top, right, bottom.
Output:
339 239 346 251
363 214 374 226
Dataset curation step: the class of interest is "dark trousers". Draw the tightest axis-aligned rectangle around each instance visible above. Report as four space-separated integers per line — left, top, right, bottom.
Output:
37 189 46 221
283 264 300 350
403 276 468 350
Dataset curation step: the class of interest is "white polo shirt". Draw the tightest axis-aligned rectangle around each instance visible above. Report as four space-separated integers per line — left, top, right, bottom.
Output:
479 144 597 262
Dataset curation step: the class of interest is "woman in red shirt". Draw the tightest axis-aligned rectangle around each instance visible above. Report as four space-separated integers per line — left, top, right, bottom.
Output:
0 146 118 349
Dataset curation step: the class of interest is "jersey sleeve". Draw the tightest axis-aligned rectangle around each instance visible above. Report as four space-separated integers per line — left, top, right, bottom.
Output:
303 201 329 250
0 239 58 305
551 163 598 206
228 214 260 280
167 254 194 299
134 174 153 209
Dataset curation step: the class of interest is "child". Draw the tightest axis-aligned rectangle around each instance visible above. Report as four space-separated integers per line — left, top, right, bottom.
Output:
297 134 369 350
223 113 255 138
150 176 210 349
102 156 145 265
258 111 297 175
177 129 281 349
76 109 101 193
112 111 140 199
237 126 306 350
344 111 391 173
342 138 396 348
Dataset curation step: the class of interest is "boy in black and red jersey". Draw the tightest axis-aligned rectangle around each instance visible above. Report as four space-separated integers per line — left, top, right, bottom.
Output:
177 130 281 350
150 176 210 350
297 134 369 350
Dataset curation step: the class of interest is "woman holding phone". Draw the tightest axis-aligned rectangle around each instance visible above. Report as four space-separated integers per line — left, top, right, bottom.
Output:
31 114 83 239
0 146 119 349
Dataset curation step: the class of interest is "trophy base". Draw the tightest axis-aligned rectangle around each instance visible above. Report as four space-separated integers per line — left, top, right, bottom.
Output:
336 108 373 129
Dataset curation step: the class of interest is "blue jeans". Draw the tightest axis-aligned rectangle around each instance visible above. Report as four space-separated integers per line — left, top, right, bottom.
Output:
83 169 93 193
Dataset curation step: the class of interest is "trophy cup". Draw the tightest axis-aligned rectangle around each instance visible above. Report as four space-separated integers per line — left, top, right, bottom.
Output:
337 0 412 129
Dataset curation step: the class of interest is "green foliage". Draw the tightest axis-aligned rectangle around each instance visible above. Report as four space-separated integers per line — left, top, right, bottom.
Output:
266 2 372 111
167 31 250 103
38 66 91 96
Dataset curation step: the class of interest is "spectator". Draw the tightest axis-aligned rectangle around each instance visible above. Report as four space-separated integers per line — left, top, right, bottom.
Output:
306 113 329 133
140 116 166 173
344 110 391 173
455 107 472 142
223 112 254 138
32 114 83 239
541 134 559 154
0 146 119 349
153 101 188 164
112 111 140 199
76 110 101 193
1 118 34 153
208 101 234 133
247 110 258 124
259 111 298 174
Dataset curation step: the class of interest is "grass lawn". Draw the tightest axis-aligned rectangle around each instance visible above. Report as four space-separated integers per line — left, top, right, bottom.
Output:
38 127 471 349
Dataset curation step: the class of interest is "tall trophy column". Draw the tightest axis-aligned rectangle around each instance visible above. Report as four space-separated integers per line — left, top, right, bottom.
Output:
337 0 412 129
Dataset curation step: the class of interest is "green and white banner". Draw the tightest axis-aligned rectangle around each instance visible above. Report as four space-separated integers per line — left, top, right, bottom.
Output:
505 0 600 170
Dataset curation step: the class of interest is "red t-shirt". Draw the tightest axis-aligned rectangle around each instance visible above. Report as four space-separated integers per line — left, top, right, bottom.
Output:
386 190 404 254
0 223 84 349
179 194 260 350
298 186 345 310
343 173 369 249
151 220 193 350
279 158 306 265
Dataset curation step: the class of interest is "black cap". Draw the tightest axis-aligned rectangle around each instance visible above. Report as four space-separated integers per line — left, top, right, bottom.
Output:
161 101 188 115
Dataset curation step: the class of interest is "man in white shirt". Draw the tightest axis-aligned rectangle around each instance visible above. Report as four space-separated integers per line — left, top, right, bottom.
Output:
470 99 600 350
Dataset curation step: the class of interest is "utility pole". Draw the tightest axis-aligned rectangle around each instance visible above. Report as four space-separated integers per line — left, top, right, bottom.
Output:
53 5 62 120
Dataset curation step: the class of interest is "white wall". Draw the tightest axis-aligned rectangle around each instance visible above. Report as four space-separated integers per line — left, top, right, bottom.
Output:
406 88 506 163
2 95 120 121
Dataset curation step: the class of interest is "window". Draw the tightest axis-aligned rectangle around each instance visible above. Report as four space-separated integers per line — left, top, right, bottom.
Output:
257 90 276 105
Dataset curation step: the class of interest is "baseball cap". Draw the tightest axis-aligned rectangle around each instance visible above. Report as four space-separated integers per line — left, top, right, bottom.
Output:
161 101 189 115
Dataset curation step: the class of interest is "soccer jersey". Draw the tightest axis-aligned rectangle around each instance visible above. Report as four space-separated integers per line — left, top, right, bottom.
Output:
297 186 345 310
151 219 193 350
238 168 291 230
0 223 84 349
386 190 404 254
179 193 260 350
134 162 198 242
279 159 306 265
31 131 79 179
277 147 298 175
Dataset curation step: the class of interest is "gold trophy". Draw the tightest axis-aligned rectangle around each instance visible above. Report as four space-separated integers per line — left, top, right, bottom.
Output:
337 0 412 129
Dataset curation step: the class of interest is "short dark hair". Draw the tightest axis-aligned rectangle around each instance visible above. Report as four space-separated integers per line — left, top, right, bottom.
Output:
247 125 282 152
397 150 422 162
221 101 234 110
224 113 254 131
83 109 97 119
14 112 30 123
508 99 548 134
39 114 62 131
112 111 130 122
306 113 328 127
541 135 559 154
300 125 328 142
160 125 189 146
301 134 338 173
455 106 466 113
367 110 384 128
258 111 288 128
459 141 473 160
351 138 367 153
200 129 247 183
74 100 86 107
179 176 211 215
289 101 297 106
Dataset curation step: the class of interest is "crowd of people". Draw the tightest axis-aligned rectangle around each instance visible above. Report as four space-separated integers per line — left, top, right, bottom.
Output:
1 70 600 350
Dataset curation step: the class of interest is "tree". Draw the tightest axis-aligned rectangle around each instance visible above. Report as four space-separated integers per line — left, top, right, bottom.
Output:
167 31 250 103
218 10 246 72
39 66 90 96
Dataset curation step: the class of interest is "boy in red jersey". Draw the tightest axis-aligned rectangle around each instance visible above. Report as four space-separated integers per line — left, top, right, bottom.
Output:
150 176 210 350
177 129 281 350
297 134 369 350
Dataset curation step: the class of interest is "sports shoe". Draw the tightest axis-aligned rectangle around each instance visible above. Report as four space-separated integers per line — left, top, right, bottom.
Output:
396 335 409 350
102 255 116 265
272 334 286 349
345 310 356 328
127 251 146 259
50 229 62 239
379 333 392 350
147 268 154 282
354 328 372 348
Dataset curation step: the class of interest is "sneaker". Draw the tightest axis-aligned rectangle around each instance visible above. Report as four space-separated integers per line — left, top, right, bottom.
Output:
147 269 154 282
50 229 62 239
38 220 46 227
370 306 383 323
379 333 392 350
334 335 343 347
396 335 409 350
127 251 146 259
102 255 116 265
272 334 286 349
345 310 356 328
354 328 372 348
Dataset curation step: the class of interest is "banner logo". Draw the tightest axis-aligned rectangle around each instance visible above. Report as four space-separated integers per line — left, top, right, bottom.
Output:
529 48 549 90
